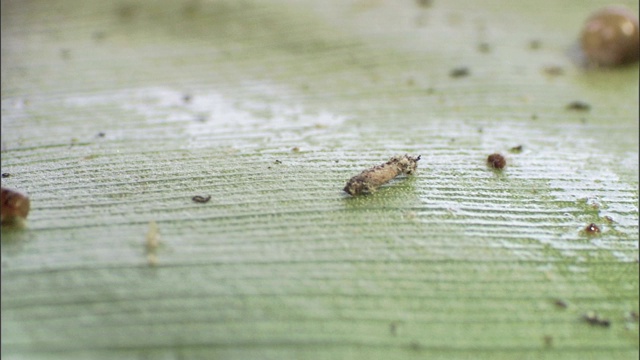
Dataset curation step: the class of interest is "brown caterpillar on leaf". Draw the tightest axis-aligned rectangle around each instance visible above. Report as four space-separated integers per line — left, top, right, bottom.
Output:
344 154 421 196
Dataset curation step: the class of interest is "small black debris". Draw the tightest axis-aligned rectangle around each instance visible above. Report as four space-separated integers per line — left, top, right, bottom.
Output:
450 67 470 78
192 195 211 203
566 101 591 111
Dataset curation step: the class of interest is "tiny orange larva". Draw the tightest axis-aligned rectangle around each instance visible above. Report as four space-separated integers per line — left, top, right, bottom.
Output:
344 154 421 196
580 6 640 67
1 187 30 225
487 153 506 170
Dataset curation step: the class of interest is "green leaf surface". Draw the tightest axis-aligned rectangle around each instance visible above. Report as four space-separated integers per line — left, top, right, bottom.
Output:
2 0 638 359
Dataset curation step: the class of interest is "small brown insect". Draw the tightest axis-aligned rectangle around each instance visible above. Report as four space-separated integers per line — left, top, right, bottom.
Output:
566 101 591 111
344 155 421 196
487 153 506 169
1 187 30 224
583 311 611 327
584 223 601 235
581 6 640 67
192 195 211 203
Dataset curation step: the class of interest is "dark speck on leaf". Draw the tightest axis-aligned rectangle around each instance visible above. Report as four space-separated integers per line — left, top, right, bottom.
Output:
584 223 601 235
566 101 591 111
450 67 470 78
192 195 211 203
1 173 10 178
487 153 506 169
583 311 611 327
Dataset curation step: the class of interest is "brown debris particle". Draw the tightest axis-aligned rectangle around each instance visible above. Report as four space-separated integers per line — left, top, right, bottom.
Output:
581 6 640 67
449 67 470 78
584 223 601 235
566 101 591 111
291 147 300 152
583 311 611 327
192 195 211 203
344 154 421 196
487 153 506 169
1 187 30 225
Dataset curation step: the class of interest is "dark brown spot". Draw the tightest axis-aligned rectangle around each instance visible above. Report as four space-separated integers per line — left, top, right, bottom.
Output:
487 153 506 169
450 67 470 78
566 101 591 111
583 311 611 327
584 223 601 235
274 160 282 164
192 195 211 203
581 6 640 67
291 147 300 152
1 187 30 224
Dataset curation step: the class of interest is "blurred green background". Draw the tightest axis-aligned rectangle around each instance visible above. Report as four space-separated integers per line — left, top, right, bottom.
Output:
2 0 638 359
